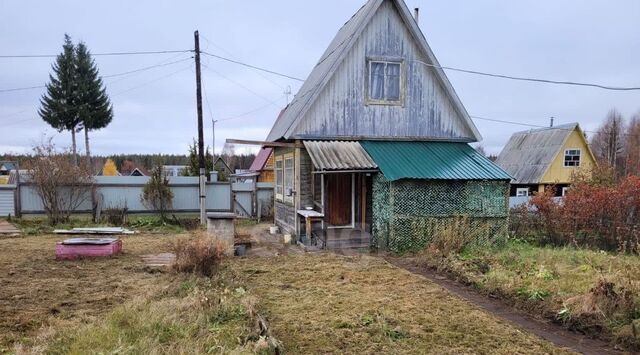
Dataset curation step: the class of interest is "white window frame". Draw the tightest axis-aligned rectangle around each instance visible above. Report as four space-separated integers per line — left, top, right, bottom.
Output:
366 59 403 105
564 148 581 167
516 187 530 197
562 187 570 196
283 153 294 204
275 156 284 201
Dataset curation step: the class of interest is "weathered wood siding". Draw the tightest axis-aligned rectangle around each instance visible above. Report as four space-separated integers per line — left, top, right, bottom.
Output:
272 146 314 236
290 1 474 141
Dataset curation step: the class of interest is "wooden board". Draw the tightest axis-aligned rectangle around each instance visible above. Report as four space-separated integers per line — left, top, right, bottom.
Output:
0 220 20 236
326 174 352 226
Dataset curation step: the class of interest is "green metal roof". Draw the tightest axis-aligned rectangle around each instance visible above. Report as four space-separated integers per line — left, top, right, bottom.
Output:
360 141 512 181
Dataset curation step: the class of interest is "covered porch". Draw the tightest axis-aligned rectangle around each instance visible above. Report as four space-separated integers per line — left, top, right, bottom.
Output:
297 141 377 249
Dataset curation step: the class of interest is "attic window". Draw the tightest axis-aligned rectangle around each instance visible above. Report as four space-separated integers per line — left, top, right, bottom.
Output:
564 149 581 167
367 60 402 104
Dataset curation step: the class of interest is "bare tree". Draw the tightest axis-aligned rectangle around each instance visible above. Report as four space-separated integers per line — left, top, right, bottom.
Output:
26 140 94 224
591 109 625 176
625 112 640 176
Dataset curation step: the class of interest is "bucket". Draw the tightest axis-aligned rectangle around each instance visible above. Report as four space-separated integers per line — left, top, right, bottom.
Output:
283 234 292 244
269 226 279 234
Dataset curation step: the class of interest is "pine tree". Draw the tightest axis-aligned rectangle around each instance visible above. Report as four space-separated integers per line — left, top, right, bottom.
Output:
39 34 81 165
76 42 113 163
184 139 213 178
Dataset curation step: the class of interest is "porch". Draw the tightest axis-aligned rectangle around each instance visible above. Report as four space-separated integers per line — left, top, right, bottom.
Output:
297 141 378 250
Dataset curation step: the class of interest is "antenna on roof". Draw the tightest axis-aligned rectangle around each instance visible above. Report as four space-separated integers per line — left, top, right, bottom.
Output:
550 117 554 127
284 85 292 105
414 8 419 24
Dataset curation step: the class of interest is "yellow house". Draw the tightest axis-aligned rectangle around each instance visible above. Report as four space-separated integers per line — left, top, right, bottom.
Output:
495 123 597 197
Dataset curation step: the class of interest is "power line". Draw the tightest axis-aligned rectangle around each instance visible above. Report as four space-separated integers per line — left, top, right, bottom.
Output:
103 57 193 78
470 115 640 138
201 51 305 82
218 95 285 122
200 35 286 91
0 85 46 93
201 63 281 105
0 56 193 93
0 49 192 59
413 60 640 91
111 64 193 97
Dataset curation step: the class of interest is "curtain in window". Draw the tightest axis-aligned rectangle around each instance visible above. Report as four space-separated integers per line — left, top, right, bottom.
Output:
275 160 283 196
284 157 294 200
369 62 385 100
386 63 400 100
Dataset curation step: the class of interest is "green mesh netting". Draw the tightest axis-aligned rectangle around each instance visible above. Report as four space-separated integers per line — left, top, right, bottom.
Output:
372 173 509 253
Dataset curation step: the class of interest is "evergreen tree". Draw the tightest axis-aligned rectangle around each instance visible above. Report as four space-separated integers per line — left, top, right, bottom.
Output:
184 139 213 178
39 34 81 165
76 42 113 163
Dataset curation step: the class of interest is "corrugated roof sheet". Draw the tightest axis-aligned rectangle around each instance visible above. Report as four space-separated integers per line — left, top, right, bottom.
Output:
303 141 377 171
495 123 578 184
266 0 481 142
249 148 272 172
360 141 511 181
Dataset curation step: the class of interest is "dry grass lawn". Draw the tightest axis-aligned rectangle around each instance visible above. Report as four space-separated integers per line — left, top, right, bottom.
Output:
0 233 180 352
1 232 574 354
232 254 574 354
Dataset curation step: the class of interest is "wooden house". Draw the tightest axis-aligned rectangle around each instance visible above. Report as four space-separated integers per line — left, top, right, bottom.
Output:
495 123 597 197
264 0 511 251
249 147 275 182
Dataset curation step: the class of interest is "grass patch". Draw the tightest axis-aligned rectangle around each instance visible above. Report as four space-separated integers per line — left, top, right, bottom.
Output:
34 274 276 354
415 240 640 350
231 254 572 354
11 215 203 235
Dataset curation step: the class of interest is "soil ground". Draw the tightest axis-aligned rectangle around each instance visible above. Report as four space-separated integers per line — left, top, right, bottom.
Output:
0 232 182 351
1 225 577 354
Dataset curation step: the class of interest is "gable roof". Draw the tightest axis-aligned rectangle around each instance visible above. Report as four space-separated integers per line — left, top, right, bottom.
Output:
495 123 590 184
214 156 232 173
266 0 481 142
249 148 273 171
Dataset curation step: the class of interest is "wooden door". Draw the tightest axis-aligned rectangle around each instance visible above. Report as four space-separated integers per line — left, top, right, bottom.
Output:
327 174 352 226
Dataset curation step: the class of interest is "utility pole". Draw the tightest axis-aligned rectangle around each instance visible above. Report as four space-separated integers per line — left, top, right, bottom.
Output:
194 30 206 226
212 118 217 159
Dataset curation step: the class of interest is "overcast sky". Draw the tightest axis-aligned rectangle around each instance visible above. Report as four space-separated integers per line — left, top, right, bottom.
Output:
1 0 639 156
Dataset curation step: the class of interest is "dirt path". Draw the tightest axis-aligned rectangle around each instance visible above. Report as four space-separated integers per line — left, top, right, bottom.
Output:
386 257 622 355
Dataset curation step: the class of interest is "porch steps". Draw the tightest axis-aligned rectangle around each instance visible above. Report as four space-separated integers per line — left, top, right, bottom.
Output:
324 232 371 250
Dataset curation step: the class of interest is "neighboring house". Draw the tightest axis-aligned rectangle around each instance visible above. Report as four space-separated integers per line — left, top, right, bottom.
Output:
213 157 232 180
162 165 187 177
265 0 511 252
0 162 16 185
127 168 146 176
0 162 16 176
249 147 274 182
495 123 597 197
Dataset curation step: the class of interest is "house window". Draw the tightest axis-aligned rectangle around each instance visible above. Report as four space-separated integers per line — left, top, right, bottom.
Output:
368 60 402 103
284 154 294 203
516 187 529 197
275 157 283 201
564 149 581 167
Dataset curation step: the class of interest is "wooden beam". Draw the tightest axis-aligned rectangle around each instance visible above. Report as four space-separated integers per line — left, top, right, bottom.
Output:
225 138 303 148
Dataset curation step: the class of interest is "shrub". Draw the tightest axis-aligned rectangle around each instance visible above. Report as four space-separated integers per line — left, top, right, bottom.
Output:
172 233 226 277
102 205 128 225
26 140 94 225
141 166 174 221
528 175 640 253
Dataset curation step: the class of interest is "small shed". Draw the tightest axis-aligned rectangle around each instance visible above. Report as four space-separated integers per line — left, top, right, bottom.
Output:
249 148 274 182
